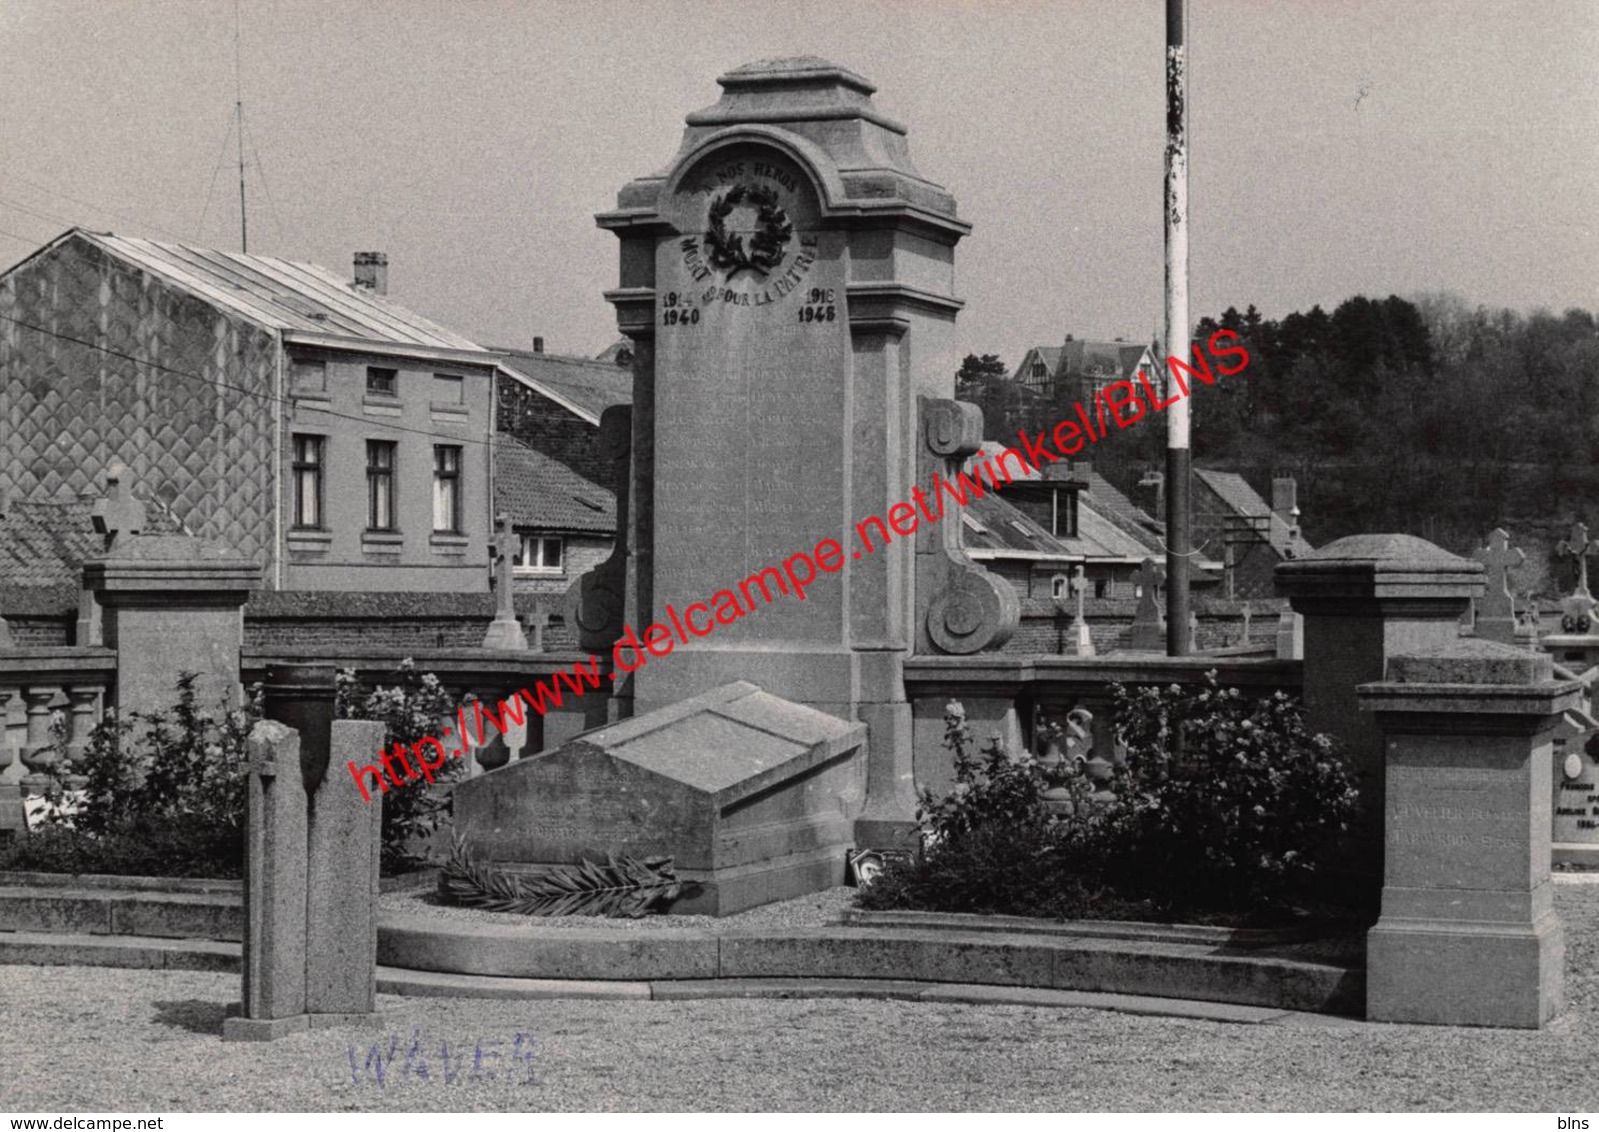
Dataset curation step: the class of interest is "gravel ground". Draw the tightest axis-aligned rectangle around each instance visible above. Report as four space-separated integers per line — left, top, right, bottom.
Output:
378 885 857 931
3 885 1597 1112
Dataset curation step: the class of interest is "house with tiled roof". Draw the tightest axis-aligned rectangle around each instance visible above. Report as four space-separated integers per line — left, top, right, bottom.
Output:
0 228 511 592
492 434 616 596
494 343 632 489
1193 469 1314 599
1011 335 1156 401
963 444 1220 599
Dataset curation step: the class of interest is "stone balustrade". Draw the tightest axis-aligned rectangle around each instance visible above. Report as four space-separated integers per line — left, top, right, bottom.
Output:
243 648 614 783
0 647 118 832
902 653 1302 801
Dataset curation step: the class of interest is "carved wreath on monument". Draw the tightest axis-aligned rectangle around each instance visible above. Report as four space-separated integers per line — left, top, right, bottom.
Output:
704 184 793 275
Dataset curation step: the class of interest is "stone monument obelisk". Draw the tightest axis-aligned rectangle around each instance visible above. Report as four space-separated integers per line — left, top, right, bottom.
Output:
579 57 995 844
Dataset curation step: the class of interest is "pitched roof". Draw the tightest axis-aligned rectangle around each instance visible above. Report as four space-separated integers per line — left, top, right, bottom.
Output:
961 493 1076 560
1194 469 1315 559
7 229 499 363
495 347 634 424
0 494 186 590
1060 339 1151 381
492 434 616 534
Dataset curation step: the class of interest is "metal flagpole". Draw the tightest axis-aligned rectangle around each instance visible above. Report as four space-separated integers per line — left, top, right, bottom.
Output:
1164 0 1192 656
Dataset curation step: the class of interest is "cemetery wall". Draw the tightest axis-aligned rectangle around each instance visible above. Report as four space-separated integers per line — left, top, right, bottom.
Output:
242 591 576 653
1005 596 1287 655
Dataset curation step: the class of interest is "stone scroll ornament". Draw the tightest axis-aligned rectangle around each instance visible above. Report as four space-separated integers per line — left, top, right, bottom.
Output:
704 185 793 276
921 399 1019 654
565 405 632 652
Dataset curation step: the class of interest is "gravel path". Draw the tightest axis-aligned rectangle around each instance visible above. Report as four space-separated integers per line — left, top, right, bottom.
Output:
3 885 1597 1111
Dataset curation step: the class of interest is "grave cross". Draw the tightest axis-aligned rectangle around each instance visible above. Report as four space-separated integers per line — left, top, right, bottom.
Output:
493 513 518 616
1137 558 1166 605
91 460 146 547
1559 522 1595 597
1474 529 1524 609
1072 564 1087 623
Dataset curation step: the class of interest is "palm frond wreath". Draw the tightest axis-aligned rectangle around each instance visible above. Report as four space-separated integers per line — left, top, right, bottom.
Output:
439 835 691 918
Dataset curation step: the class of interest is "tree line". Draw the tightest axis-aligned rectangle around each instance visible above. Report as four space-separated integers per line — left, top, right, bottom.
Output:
959 294 1599 593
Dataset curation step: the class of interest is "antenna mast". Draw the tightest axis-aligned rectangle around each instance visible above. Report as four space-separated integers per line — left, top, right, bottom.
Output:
234 0 248 253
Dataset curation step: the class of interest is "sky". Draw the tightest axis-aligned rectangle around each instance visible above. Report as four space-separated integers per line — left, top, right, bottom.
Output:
1 0 1594 363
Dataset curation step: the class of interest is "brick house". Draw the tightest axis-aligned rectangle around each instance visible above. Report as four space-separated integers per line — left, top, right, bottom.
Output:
0 229 503 592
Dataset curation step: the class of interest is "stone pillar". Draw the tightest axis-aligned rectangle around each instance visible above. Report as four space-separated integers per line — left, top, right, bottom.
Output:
1276 534 1483 882
225 719 384 1041
19 686 61 795
227 720 309 1040
83 538 259 721
306 719 384 1019
1359 641 1576 1028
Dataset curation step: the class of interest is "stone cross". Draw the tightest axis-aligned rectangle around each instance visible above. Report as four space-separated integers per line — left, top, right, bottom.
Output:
1127 558 1167 651
1559 523 1594 598
481 513 529 651
1472 528 1525 646
1241 601 1253 644
1558 522 1599 636
494 514 517 614
1068 564 1093 657
91 460 146 548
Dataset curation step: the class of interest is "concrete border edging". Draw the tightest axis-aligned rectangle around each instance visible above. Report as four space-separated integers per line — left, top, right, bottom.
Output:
376 917 1363 1015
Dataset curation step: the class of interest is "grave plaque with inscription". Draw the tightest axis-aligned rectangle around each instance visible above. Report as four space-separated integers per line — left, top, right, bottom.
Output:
454 682 866 915
587 57 975 844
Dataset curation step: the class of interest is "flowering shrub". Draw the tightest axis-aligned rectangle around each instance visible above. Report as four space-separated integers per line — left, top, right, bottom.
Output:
857 703 1124 919
1107 673 1360 913
335 659 464 870
858 674 1359 922
0 673 261 878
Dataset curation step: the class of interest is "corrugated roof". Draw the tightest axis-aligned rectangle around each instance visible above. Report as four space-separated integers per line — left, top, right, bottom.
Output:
14 229 496 356
1195 469 1315 559
493 434 617 534
495 347 633 424
0 494 185 590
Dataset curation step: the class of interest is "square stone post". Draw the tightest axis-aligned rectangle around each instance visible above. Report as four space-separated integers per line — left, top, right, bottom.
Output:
1276 534 1483 884
1358 640 1577 1028
83 541 259 718
225 719 385 1041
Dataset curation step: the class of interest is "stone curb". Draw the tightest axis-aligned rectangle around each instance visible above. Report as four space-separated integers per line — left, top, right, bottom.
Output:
2 929 1361 1020
377 917 1363 1015
838 907 1342 947
0 929 239 971
0 886 243 941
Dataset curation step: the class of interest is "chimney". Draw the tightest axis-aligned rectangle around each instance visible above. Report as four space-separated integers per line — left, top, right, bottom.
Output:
353 252 388 296
1272 474 1299 523
1272 473 1302 545
1137 468 1165 520
533 336 544 354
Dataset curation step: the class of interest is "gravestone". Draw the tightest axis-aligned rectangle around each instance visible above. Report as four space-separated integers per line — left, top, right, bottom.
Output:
454 682 866 915
1360 640 1576 1028
574 57 988 847
1544 523 1599 672
1068 564 1093 657
481 514 528 651
1472 528 1525 646
1127 559 1166 651
224 718 384 1041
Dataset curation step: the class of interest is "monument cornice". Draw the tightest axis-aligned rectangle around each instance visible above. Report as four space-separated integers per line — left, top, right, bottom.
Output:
598 124 969 244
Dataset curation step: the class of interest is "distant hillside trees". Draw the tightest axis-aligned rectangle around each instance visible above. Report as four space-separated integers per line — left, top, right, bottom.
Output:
955 294 1599 575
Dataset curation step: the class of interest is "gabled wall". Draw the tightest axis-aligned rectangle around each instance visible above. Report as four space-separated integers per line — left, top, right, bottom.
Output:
0 233 278 578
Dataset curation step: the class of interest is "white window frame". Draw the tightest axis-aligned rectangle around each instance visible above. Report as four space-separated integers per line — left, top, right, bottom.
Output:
514 533 565 576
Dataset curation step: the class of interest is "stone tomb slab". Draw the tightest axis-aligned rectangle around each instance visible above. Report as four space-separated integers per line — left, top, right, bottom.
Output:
454 682 866 915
